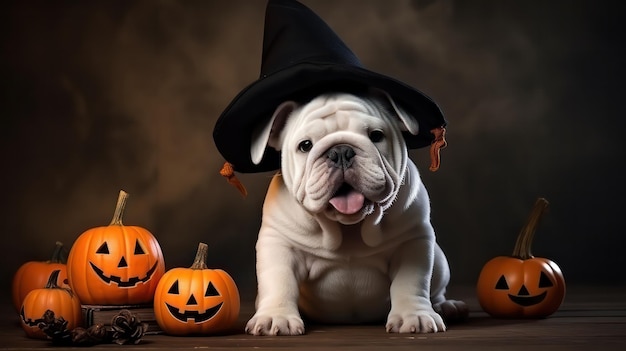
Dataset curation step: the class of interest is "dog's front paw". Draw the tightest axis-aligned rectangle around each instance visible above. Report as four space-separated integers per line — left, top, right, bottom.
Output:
386 309 446 333
245 312 305 336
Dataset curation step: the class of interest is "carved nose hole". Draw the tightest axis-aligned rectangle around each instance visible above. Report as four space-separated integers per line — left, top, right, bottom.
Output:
187 294 198 305
517 285 530 296
118 256 128 268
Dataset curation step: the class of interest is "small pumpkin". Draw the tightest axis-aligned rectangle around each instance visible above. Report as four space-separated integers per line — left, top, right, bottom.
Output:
154 242 240 335
67 190 165 305
20 269 82 339
477 198 566 318
12 241 69 312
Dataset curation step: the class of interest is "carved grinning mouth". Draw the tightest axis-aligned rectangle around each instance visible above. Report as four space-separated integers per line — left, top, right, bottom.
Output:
89 261 159 287
20 306 44 327
165 302 223 323
507 291 548 306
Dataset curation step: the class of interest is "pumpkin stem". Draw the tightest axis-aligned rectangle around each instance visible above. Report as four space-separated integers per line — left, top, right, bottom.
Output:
109 190 129 226
45 270 62 289
190 242 209 270
512 197 549 259
49 241 67 264
45 269 75 297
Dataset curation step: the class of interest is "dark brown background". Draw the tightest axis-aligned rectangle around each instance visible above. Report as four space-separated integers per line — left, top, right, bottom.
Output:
1 0 624 300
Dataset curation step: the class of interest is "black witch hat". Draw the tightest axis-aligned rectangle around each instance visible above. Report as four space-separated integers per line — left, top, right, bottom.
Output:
213 0 446 173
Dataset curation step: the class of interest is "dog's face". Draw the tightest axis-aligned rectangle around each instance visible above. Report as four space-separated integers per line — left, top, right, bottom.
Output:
251 91 420 225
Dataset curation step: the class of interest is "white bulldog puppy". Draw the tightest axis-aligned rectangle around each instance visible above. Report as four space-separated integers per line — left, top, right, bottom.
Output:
246 90 467 336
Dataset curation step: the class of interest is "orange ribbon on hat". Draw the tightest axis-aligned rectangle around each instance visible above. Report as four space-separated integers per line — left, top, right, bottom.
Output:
429 126 447 172
220 162 247 197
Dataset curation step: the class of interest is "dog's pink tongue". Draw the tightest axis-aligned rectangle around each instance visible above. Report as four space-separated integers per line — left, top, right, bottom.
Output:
329 190 365 215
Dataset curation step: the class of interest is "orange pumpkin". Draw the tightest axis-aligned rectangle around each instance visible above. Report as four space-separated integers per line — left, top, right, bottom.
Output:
12 241 69 312
67 190 165 305
20 270 82 339
154 242 240 335
477 198 566 318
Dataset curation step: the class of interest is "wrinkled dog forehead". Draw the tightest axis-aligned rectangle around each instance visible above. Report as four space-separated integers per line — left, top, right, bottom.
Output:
293 94 389 134
250 90 418 167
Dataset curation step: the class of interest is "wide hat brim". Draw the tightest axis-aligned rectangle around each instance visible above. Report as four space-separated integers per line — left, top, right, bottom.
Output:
213 0 446 173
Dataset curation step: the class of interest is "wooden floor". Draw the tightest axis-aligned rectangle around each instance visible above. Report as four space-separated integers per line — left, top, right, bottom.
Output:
1 285 625 350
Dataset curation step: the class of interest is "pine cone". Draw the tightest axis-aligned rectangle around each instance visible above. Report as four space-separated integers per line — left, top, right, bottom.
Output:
70 324 109 346
109 309 148 345
37 310 72 345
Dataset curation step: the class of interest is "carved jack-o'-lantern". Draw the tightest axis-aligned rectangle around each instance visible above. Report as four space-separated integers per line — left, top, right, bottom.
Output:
20 270 82 339
67 190 165 305
154 243 240 335
477 198 566 318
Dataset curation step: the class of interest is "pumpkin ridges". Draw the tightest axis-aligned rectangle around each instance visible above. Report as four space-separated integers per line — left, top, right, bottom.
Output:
67 190 165 305
154 243 240 335
69 228 95 303
71 226 164 304
13 261 67 311
512 198 549 259
21 270 82 339
221 269 241 326
215 269 240 327
476 197 565 318
152 268 178 326
190 243 239 326
119 225 133 303
477 255 566 318
135 227 166 295
122 225 139 283
208 270 229 325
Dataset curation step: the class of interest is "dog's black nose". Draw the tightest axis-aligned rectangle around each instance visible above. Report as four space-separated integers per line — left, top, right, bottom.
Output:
327 145 356 169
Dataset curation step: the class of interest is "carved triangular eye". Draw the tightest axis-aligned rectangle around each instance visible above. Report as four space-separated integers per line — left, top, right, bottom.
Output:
539 271 554 288
96 242 109 254
168 280 179 294
495 275 509 290
134 239 145 255
205 282 220 297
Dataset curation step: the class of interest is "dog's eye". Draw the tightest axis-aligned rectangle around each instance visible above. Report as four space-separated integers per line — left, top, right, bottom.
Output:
369 129 385 143
298 140 313 152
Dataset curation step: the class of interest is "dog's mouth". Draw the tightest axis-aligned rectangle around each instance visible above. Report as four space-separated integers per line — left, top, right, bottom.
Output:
328 183 366 215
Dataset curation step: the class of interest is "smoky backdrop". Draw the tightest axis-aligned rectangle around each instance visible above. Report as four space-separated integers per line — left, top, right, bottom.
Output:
1 0 624 299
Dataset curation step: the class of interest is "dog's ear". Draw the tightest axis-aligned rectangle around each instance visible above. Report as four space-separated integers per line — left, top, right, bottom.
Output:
369 88 420 135
251 101 299 165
